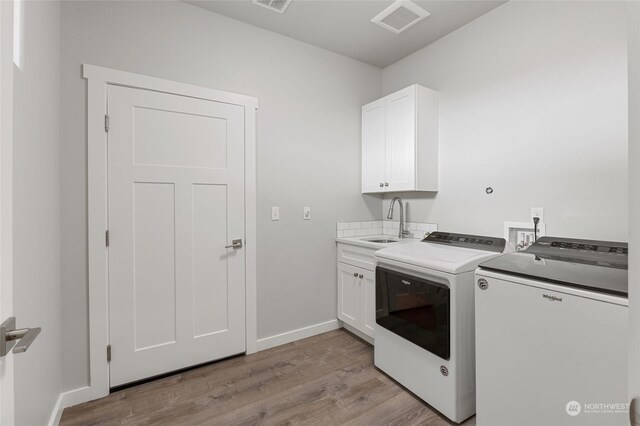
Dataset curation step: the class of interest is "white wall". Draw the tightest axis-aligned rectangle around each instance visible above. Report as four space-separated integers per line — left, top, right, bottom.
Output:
381 1 628 241
12 1 62 424
60 1 382 391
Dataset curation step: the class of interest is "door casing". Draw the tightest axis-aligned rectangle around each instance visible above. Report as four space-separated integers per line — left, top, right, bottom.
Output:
76 64 258 407
0 1 15 424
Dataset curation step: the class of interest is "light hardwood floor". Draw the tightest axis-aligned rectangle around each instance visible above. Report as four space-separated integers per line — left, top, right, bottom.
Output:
60 329 475 425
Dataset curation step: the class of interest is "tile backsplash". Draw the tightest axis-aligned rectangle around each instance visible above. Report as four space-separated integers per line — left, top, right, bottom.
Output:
336 220 438 239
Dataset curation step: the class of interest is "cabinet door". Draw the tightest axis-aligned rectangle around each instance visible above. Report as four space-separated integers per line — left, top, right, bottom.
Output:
361 99 387 193
385 86 416 191
337 263 361 327
361 269 376 338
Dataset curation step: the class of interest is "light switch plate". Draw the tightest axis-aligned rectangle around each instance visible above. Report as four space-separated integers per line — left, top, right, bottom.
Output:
303 206 311 220
271 207 280 221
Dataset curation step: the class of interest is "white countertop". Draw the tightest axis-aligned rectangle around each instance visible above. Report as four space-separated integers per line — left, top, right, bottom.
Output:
335 234 420 250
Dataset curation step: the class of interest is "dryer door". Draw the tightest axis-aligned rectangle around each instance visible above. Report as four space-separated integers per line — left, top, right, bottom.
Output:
376 266 450 360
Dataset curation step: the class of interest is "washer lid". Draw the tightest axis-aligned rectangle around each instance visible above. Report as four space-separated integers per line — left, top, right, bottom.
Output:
478 236 628 297
375 240 505 274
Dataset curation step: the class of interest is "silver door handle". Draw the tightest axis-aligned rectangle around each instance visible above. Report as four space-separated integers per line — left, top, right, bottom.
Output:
1 317 41 356
225 239 243 249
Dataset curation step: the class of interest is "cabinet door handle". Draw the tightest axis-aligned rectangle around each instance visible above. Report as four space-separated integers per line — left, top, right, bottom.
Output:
379 183 384 187
359 274 364 279
353 272 358 277
384 182 389 187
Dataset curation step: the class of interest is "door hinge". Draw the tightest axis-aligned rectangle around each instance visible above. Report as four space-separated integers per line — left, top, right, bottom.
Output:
105 230 110 247
105 114 110 132
107 344 112 362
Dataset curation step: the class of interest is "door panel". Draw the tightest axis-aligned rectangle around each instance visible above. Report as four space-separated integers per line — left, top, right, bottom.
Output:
192 184 229 338
133 106 228 169
385 87 416 191
362 270 376 338
133 182 177 350
108 85 246 387
338 263 360 325
361 99 386 193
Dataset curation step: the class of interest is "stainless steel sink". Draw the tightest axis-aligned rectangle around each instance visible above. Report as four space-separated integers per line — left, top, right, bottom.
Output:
364 238 399 244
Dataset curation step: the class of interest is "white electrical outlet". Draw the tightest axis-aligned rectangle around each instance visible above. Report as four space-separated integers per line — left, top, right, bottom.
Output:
271 206 280 221
531 207 544 222
303 206 311 220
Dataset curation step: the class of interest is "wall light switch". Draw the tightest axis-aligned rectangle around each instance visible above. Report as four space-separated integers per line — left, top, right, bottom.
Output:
271 207 280 221
303 206 311 220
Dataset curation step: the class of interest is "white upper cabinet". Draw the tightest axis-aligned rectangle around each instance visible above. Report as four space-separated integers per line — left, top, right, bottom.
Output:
361 84 438 193
361 98 387 193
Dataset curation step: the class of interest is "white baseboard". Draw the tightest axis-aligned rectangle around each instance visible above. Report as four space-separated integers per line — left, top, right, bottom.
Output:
61 386 95 408
256 319 340 351
47 393 64 426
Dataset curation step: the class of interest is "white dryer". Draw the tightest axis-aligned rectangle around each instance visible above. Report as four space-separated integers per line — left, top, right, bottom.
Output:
475 236 628 426
374 231 511 423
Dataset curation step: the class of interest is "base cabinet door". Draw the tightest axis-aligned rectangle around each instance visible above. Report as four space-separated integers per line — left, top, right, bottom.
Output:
337 263 361 326
361 269 376 338
337 262 375 339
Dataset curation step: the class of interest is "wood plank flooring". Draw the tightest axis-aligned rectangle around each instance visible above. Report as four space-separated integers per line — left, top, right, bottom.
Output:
60 329 475 426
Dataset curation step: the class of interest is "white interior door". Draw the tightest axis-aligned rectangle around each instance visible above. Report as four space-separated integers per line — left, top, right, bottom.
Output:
385 86 416 192
0 1 14 423
107 84 246 387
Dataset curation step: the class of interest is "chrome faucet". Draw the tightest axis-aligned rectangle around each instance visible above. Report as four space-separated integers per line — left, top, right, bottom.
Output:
387 197 411 239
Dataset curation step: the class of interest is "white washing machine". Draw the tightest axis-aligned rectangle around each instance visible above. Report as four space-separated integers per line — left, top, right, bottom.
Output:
374 231 512 423
475 236 628 426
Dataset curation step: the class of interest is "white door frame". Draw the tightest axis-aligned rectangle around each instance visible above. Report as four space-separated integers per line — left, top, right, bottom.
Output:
628 2 640 416
77 64 258 405
0 1 15 424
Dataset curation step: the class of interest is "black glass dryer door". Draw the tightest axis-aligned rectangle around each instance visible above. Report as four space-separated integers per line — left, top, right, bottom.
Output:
376 266 450 360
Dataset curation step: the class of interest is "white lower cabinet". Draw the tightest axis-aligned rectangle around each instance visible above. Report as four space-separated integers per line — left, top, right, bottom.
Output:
361 270 376 337
337 261 375 339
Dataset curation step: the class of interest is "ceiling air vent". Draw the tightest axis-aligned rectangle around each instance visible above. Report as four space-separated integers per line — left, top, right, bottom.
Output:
371 0 430 35
252 0 293 14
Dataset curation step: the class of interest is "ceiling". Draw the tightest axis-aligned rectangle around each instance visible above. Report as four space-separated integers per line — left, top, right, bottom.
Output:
186 0 506 68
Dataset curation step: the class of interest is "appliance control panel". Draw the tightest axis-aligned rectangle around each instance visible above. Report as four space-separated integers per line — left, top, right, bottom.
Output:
529 236 628 264
547 240 627 255
423 232 507 253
